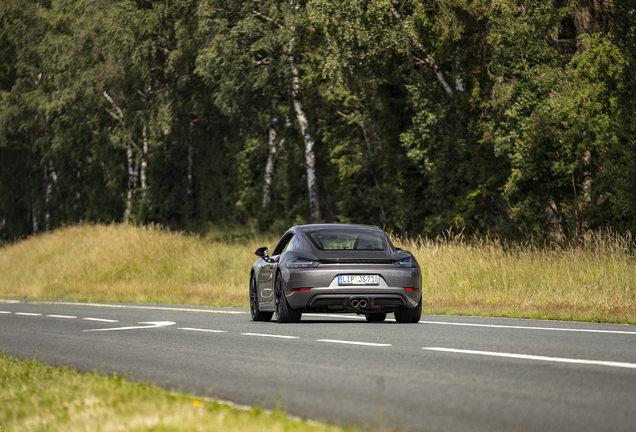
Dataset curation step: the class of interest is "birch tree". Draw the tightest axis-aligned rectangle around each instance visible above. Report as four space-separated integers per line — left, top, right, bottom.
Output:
197 0 323 222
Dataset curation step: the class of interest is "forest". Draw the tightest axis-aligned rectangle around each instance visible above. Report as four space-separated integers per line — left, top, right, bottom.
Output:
1 0 635 241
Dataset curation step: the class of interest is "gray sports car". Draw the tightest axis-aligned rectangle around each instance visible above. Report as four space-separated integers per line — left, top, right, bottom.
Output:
250 224 422 323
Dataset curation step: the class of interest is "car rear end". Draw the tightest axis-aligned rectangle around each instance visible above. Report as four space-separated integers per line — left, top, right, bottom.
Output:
284 260 421 313
281 226 422 313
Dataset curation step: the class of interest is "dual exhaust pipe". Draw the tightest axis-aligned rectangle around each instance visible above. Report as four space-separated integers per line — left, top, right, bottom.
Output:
350 299 368 309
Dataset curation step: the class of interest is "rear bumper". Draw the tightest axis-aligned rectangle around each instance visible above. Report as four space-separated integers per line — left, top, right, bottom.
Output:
287 287 420 311
282 262 422 311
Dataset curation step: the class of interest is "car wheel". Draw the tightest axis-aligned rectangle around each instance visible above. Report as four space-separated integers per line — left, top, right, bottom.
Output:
365 313 387 322
250 274 272 322
394 297 422 323
274 273 301 323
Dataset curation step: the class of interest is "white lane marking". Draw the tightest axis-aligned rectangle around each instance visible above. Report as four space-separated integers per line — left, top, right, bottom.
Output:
83 318 119 323
40 301 247 314
0 299 19 303
241 333 299 339
424 347 636 370
421 320 636 335
317 339 392 347
0 311 11 314
84 321 176 332
47 315 76 319
15 312 42 316
179 328 227 333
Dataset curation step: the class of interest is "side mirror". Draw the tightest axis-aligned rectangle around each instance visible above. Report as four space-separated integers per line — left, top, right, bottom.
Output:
254 247 269 259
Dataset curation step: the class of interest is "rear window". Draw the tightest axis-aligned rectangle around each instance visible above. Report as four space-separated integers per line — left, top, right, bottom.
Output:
306 230 386 251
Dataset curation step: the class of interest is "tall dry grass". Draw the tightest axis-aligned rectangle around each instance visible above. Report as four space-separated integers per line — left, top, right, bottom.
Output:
393 230 636 323
0 223 276 306
1 224 634 323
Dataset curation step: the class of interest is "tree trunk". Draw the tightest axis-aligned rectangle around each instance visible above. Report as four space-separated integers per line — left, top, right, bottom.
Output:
289 53 321 223
187 122 194 200
454 55 465 92
141 125 148 200
163 128 170 229
45 164 51 232
391 7 454 96
32 202 38 235
123 144 134 223
262 124 280 208
76 169 83 225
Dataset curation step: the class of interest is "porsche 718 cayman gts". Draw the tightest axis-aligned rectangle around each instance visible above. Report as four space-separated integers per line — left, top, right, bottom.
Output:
250 224 422 323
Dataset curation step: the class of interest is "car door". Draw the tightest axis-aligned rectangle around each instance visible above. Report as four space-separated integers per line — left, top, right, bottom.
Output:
258 232 294 305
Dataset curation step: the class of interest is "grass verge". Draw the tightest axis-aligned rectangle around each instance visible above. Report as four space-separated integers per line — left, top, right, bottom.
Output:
0 352 351 432
0 223 634 323
0 223 272 306
395 231 636 324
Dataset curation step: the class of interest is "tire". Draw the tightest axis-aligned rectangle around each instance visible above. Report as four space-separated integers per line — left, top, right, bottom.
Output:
250 274 272 322
274 273 302 323
365 313 387 322
394 297 422 323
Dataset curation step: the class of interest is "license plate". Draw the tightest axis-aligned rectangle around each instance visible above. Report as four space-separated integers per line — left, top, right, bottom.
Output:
338 275 379 285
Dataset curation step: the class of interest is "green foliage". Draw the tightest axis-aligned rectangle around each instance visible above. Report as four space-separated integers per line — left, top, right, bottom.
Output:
0 0 634 241
611 0 636 231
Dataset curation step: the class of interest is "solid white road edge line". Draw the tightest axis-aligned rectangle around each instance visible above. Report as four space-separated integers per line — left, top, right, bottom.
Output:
15 312 41 316
423 347 636 370
84 321 176 332
420 320 636 335
47 315 77 319
83 318 119 323
241 333 299 339
317 339 392 347
179 328 227 333
39 301 247 314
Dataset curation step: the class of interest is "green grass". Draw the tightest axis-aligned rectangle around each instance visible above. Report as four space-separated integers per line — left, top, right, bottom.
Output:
0 223 635 323
0 352 352 432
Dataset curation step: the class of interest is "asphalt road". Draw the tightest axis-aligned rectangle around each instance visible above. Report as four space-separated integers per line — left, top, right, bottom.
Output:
2 299 636 432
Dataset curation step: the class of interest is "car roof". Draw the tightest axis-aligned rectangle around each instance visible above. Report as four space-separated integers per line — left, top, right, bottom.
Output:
293 224 382 232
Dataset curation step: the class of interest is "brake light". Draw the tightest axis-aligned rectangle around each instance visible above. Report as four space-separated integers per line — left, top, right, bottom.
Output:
404 287 419 291
290 287 312 292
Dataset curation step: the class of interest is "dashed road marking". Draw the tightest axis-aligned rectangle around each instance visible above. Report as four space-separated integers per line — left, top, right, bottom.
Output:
421 321 636 335
179 328 227 333
83 318 119 323
15 312 41 316
47 315 77 319
0 311 11 314
84 321 176 332
423 347 636 370
241 333 299 339
317 339 391 347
